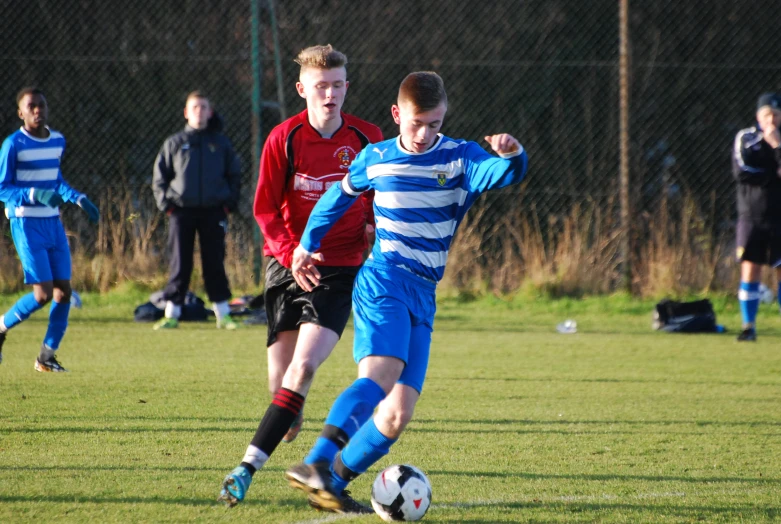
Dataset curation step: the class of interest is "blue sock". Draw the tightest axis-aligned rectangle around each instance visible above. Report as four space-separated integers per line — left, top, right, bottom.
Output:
739 281 760 328
331 419 397 493
1 293 44 331
305 378 386 465
43 300 70 350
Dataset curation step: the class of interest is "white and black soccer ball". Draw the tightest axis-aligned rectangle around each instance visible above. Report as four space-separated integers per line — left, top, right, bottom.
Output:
759 284 775 304
371 464 432 522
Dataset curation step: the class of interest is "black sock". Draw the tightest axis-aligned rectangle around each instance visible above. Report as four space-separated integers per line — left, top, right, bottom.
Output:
248 388 305 461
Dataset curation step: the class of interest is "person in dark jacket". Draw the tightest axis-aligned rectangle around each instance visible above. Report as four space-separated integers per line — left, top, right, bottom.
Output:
152 90 241 330
731 92 781 341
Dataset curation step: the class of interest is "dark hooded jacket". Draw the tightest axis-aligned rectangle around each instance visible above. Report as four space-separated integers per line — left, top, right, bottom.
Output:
153 113 241 212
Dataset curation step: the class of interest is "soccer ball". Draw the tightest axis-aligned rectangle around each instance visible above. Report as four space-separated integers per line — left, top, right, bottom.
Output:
371 464 432 522
759 284 775 305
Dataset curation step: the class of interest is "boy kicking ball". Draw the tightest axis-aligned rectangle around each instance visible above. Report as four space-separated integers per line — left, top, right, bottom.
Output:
285 71 528 513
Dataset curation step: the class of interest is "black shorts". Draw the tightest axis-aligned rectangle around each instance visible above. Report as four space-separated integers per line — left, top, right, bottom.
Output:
736 219 781 266
263 257 359 346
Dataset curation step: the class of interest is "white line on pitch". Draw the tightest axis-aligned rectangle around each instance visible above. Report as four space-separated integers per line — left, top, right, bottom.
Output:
288 492 688 523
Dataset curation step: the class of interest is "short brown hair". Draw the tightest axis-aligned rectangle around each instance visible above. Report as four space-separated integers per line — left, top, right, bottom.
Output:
186 90 209 104
397 72 447 112
294 44 347 71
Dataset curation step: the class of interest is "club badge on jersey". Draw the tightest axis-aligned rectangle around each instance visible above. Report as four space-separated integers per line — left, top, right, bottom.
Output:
334 146 356 169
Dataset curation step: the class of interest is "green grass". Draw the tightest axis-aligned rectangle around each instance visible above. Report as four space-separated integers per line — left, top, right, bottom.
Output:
1 293 780 523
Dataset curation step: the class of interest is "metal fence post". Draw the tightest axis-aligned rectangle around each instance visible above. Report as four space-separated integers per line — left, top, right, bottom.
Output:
619 0 631 293
250 0 263 286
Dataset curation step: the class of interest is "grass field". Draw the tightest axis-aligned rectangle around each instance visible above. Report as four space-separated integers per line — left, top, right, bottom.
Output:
1 291 780 523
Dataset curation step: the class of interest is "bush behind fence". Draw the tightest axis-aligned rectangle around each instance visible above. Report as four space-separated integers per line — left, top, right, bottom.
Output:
2 1 780 295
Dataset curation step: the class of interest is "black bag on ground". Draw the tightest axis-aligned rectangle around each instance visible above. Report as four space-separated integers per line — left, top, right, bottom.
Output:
652 299 719 333
134 291 212 322
133 302 164 322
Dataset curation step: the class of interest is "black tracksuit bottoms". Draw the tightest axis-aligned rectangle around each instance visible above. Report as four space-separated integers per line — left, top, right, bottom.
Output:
162 206 231 305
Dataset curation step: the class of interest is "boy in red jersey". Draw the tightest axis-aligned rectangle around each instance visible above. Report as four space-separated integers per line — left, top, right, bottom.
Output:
219 45 382 508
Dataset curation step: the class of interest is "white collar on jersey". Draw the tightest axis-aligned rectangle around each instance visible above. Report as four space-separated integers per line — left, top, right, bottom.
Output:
20 126 55 143
395 134 444 156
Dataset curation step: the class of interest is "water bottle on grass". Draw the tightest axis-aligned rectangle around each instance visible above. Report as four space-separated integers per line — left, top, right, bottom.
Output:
556 319 577 334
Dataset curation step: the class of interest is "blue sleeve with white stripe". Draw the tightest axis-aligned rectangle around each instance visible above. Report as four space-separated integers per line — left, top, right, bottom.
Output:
299 149 371 253
0 137 32 206
341 147 371 195
463 141 528 194
55 174 84 204
54 141 84 203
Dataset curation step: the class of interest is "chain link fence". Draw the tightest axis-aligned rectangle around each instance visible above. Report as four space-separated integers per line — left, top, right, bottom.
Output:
2 0 780 294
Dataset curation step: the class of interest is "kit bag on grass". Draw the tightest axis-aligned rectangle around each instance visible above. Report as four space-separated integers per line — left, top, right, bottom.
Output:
134 291 211 322
652 299 719 333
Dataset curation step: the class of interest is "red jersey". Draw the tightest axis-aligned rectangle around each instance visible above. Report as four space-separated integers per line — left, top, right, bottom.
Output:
254 110 383 267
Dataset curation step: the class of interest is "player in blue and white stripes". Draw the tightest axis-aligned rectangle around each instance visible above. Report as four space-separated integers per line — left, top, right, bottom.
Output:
0 87 100 372
285 71 528 514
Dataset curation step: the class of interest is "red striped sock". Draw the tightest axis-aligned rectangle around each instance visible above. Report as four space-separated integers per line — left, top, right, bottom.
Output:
249 388 305 458
272 387 305 414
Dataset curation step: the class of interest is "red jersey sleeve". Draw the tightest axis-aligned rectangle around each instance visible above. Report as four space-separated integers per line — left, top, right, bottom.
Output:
254 127 296 267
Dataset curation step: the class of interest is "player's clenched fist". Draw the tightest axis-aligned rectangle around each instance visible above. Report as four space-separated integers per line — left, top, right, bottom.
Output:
484 134 521 156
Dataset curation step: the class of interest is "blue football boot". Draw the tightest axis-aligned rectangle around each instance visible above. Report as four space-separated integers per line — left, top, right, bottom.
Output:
218 465 252 507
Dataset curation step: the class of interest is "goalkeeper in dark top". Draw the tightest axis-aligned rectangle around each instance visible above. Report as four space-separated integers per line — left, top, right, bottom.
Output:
732 92 781 341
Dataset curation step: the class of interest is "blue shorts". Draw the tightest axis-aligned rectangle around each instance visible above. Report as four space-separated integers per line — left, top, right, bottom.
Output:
352 260 437 394
10 217 72 284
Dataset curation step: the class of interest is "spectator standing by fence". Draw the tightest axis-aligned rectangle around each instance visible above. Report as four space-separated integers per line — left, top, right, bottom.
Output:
152 91 242 330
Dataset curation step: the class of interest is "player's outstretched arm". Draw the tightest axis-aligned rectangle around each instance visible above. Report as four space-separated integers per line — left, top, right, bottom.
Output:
293 148 372 287
291 245 325 292
52 164 99 221
464 134 528 194
292 178 365 291
299 177 365 251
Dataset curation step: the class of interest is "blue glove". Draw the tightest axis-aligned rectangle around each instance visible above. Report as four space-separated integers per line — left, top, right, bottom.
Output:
78 196 100 223
34 189 64 208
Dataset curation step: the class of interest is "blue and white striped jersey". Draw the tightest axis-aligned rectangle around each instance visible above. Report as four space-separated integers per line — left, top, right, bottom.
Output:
0 127 83 218
300 133 528 282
